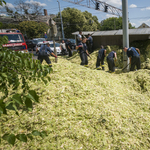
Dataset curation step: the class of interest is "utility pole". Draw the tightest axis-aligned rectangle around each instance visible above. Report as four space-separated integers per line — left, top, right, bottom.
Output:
122 0 129 72
49 18 58 63
57 0 65 39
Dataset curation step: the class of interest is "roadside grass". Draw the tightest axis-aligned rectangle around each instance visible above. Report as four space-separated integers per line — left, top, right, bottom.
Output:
0 55 150 150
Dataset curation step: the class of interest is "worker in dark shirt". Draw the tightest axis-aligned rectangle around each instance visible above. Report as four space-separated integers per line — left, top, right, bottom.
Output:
96 45 106 70
76 37 89 66
107 51 117 73
66 39 72 57
36 42 57 67
87 34 93 53
123 47 141 71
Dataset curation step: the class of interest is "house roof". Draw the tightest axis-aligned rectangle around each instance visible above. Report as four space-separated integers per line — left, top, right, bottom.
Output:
91 28 150 36
116 28 150 35
72 28 150 36
72 31 94 35
138 23 150 28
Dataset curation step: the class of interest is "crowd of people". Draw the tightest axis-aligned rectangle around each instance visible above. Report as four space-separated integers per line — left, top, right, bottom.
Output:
36 30 141 73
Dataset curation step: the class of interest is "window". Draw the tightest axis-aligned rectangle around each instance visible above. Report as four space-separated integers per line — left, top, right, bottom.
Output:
0 34 24 43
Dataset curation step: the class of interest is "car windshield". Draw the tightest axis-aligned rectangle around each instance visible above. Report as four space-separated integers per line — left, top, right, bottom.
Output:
69 39 76 43
50 43 60 47
0 34 24 43
32 40 41 44
33 38 45 42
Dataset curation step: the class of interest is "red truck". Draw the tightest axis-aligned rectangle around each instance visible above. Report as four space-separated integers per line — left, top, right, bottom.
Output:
0 29 28 53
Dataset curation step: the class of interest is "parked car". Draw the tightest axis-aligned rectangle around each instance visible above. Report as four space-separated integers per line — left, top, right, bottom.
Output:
49 42 62 55
26 40 36 51
64 38 76 50
36 41 61 55
26 38 47 51
70 39 76 50
33 38 46 41
0 29 28 53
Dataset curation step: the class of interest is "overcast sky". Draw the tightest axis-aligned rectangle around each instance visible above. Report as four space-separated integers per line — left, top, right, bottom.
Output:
1 0 150 28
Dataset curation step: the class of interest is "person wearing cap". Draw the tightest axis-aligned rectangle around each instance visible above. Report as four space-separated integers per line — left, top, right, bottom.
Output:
87 34 93 53
107 50 117 73
96 45 106 70
123 47 141 71
66 39 72 57
76 37 89 67
37 42 57 67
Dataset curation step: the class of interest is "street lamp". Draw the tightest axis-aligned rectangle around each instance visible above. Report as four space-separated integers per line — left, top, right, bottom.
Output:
57 0 65 39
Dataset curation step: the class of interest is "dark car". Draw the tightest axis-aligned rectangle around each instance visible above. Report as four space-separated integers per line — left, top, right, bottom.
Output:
26 40 36 51
26 38 46 51
64 39 76 50
69 39 76 50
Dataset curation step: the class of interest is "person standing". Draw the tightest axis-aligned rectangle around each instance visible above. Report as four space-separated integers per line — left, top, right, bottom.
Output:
36 42 57 67
107 51 117 73
44 32 47 40
87 34 93 53
123 47 141 71
96 45 106 70
77 31 82 46
77 37 89 66
60 40 67 55
66 39 72 57
77 31 83 54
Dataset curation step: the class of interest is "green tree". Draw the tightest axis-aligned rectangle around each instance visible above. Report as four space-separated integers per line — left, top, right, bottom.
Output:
0 23 19 30
82 11 99 31
0 0 6 6
58 8 100 38
99 17 135 31
19 21 49 39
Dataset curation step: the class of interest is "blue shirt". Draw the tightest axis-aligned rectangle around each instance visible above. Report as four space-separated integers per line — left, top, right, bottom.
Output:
44 34 47 39
87 36 93 44
39 45 53 54
107 51 116 58
98 48 105 58
127 47 140 57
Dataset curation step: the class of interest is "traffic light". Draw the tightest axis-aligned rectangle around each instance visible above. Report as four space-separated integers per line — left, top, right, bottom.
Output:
105 5 108 12
95 2 99 10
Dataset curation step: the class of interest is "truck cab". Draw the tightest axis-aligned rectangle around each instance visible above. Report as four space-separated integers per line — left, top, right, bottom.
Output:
0 29 28 53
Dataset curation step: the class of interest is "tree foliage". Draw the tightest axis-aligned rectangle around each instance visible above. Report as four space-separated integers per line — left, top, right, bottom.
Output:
19 21 49 39
0 0 6 6
99 17 135 31
58 8 100 38
4 0 43 19
0 23 19 30
0 21 49 39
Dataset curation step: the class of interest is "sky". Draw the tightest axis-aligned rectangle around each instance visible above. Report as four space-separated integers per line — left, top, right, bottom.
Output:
1 0 150 28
